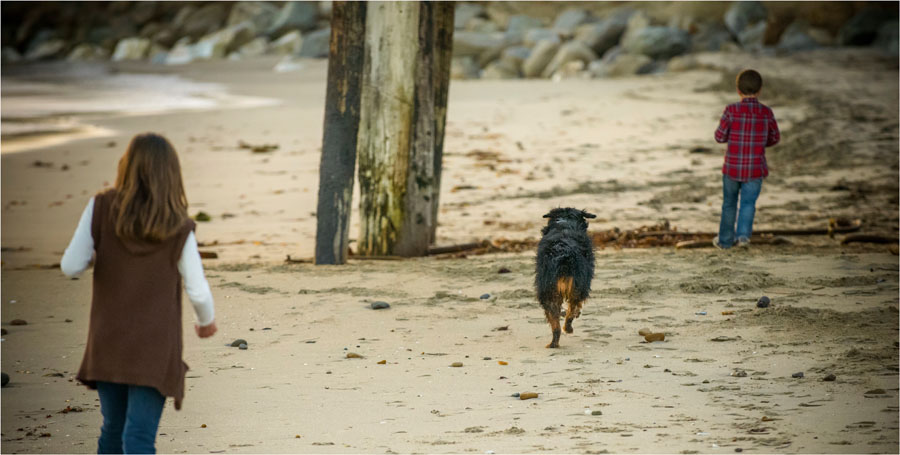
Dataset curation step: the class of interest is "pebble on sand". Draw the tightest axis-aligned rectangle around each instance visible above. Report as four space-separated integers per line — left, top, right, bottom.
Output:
377 360 386 364
823 373 836 381
370 301 390 310
10 319 27 326
346 352 363 359
450 362 463 367
238 343 248 350
757 296 771 308
230 339 248 347
732 369 748 377
511 392 520 397
591 410 603 415
644 333 665 342
638 328 652 336
791 372 804 378
201 424 207 428
519 392 539 400
497 267 511 274
498 361 508 365
480 293 491 299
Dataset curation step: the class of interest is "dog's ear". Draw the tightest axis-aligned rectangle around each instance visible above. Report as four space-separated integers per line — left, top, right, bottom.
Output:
581 211 597 219
543 213 552 218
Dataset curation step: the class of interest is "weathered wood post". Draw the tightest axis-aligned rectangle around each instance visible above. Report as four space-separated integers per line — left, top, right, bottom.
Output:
357 1 454 257
429 2 454 244
314 1 367 265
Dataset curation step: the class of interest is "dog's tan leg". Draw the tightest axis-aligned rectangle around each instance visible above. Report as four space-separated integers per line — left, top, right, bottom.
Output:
565 300 585 333
544 308 562 348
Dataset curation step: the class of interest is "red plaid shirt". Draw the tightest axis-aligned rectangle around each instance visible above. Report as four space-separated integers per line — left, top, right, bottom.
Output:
714 97 780 181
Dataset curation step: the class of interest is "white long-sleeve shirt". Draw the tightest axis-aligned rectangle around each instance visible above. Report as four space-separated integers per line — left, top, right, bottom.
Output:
61 197 216 326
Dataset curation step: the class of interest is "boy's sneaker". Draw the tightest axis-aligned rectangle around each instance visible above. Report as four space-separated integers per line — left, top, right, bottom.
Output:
712 236 726 250
736 237 750 248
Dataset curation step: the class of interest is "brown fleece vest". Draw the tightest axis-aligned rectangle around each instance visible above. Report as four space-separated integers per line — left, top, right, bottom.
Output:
76 189 195 409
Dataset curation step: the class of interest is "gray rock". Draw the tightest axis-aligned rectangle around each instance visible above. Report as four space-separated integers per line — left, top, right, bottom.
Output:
791 371 804 378
551 60 588 80
165 38 194 65
505 15 543 41
130 1 158 24
481 60 519 79
370 301 390 310
542 40 597 78
1 46 22 63
737 20 767 49
453 31 505 58
823 373 836 382
68 43 106 61
230 338 248 347
192 22 257 60
523 28 560 47
239 343 248 350
180 3 228 39
622 10 652 42
24 39 66 60
454 3 487 30
112 37 151 61
451 56 481 80
228 1 280 31
777 20 821 52
151 28 178 48
172 5 197 32
479 293 491 300
622 26 690 60
589 53 652 78
757 296 770 308
691 23 734 52
574 19 628 56
724 1 768 37
553 8 592 36
666 54 698 72
238 37 269 57
299 28 330 58
270 30 303 55
873 20 899 54
268 1 319 37
499 46 531 72
522 38 560 78
466 17 500 34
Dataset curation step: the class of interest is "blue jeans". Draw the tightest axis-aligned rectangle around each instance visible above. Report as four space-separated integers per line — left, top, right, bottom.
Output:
718 175 763 248
96 382 165 454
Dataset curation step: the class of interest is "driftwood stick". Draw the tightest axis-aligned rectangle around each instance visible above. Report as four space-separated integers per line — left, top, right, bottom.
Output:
427 241 489 255
840 234 898 245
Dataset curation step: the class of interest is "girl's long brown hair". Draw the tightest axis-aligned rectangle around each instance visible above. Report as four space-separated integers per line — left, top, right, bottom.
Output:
112 133 189 242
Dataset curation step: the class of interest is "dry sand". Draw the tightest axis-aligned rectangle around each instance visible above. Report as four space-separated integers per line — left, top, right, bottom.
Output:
2 48 898 453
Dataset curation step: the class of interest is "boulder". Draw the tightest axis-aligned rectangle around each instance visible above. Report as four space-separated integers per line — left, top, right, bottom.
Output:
777 20 821 52
691 23 734 52
454 3 487 29
522 37 560 78
523 28 560 47
551 60 587 80
299 28 330 58
24 39 66 60
165 38 194 65
238 37 269 57
553 8 592 36
172 5 197 32
499 46 531 72
273 55 305 73
542 40 597 78
2 46 22 63
268 1 319 37
112 37 151 61
724 1 768 38
270 30 303 55
574 19 627 56
589 53 652 78
67 43 106 61
622 26 690 60
140 22 164 40
453 31 505 58
481 60 519 79
151 28 178 48
130 1 158 24
505 15 543 41
466 17 501 34
807 28 834 46
192 22 257 60
838 8 892 46
228 1 280 31
180 3 229 39
737 21 767 49
622 10 652 41
666 54 698 72
451 56 481 79
874 20 899 54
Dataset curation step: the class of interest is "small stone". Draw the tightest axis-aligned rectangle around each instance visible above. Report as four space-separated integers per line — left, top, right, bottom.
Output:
238 343 248 350
638 328 652 336
377 360 386 365
735 449 743 453
702 379 710 383
498 361 508 366
480 294 491 300
591 410 603 415
230 339 248 347
791 372 804 379
644 333 665 342
483 357 491 360
732 369 748 377
864 388 886 395
823 374 836 381
370 301 390 310
695 311 707 316
64 319 73 323
519 392 539 400
201 424 207 428
511 392 520 397
10 319 27 326
194 211 212 222
497 267 511 274
346 352 363 359
450 362 463 367
757 296 771 308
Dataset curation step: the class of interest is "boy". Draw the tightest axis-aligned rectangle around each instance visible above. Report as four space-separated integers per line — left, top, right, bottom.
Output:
712 69 780 249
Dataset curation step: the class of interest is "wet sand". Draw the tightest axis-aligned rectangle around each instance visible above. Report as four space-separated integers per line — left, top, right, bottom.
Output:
1 49 898 453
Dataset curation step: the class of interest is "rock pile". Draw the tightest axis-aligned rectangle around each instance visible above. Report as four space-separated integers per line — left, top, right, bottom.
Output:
1 1 896 74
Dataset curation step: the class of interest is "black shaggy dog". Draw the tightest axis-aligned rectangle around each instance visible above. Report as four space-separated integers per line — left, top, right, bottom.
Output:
535 208 596 348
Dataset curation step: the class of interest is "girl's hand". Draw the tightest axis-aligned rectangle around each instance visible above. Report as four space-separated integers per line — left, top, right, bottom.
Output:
195 321 217 338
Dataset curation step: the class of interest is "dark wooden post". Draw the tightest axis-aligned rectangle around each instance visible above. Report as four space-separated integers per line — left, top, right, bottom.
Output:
314 1 367 265
429 2 454 245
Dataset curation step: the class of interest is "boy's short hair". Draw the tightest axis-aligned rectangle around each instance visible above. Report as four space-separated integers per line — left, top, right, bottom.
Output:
736 69 762 95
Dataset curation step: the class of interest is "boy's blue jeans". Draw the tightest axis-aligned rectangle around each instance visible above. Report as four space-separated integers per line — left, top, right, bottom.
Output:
718 175 763 248
96 381 165 454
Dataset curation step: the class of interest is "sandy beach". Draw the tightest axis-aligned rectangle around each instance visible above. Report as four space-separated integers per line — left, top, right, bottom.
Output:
2 47 898 454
